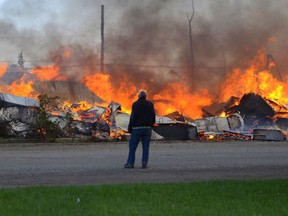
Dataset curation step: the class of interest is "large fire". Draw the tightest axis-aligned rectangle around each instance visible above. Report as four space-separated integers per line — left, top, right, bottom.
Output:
220 50 288 104
8 78 34 98
31 65 68 81
152 83 212 118
82 72 137 113
0 49 287 119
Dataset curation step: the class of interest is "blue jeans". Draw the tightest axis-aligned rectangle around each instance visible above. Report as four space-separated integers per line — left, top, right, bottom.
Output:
126 128 152 165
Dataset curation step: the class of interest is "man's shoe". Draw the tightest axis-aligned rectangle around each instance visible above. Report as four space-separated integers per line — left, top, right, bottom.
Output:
142 164 147 169
124 163 134 168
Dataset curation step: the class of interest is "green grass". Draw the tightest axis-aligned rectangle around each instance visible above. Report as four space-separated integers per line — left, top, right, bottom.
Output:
0 180 288 216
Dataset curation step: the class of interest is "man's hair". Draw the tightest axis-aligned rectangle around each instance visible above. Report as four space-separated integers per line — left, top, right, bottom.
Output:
138 90 147 99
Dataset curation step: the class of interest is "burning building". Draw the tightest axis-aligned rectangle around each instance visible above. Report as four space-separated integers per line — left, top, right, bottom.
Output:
1 1 288 141
0 49 288 141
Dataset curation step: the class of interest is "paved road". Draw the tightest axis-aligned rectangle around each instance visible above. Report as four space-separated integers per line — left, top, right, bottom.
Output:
0 140 288 187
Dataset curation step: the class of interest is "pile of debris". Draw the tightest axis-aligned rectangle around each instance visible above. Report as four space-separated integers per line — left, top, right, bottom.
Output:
0 92 193 141
0 91 287 141
199 92 288 141
0 92 132 140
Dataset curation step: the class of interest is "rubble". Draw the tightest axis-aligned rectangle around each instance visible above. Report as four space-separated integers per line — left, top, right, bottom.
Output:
202 96 240 117
228 92 275 118
193 92 288 141
0 91 288 142
153 124 197 140
253 129 285 141
153 114 198 140
0 92 38 107
198 130 253 141
193 113 245 140
194 113 244 133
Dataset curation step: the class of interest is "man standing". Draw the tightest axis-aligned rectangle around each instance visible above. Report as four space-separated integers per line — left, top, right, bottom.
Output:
124 90 156 169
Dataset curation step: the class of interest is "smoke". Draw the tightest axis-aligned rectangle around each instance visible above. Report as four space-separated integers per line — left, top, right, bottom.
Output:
104 0 288 97
1 0 288 101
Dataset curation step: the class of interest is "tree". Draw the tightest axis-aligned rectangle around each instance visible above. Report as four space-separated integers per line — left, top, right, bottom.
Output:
33 94 62 141
187 0 195 83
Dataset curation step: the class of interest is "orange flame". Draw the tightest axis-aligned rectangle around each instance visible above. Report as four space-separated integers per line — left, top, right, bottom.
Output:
83 71 213 118
220 50 288 104
83 72 137 113
8 74 36 98
153 83 212 118
0 64 8 78
83 72 112 104
1 47 287 121
31 65 67 81
62 100 93 112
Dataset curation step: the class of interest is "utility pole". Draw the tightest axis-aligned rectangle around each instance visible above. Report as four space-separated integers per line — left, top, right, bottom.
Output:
18 52 24 69
101 5 105 72
18 52 25 72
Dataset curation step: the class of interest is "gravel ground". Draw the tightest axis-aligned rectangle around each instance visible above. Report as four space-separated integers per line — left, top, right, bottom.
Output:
0 140 288 187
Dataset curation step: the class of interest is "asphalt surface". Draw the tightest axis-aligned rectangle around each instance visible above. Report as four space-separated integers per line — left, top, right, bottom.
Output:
0 140 288 187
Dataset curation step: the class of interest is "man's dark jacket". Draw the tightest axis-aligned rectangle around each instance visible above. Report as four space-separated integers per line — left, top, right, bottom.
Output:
128 98 156 133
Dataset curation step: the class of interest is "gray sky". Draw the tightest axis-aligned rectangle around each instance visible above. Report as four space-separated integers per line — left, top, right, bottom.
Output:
0 0 263 63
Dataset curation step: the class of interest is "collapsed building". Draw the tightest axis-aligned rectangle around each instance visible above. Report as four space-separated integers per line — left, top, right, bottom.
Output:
200 92 287 141
0 90 287 141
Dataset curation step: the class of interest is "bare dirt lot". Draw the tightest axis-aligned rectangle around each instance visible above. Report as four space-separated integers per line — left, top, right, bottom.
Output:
0 140 288 187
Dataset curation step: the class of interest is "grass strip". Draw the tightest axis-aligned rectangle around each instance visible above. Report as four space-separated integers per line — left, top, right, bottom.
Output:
0 179 287 216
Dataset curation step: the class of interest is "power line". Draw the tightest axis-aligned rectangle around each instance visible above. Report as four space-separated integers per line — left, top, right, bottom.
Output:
0 60 231 70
